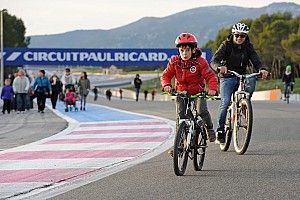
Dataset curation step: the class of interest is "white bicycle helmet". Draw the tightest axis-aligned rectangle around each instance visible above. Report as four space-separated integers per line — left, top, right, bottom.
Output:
232 23 249 34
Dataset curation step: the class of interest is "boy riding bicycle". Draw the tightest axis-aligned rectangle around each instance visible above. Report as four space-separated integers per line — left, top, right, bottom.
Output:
161 33 218 146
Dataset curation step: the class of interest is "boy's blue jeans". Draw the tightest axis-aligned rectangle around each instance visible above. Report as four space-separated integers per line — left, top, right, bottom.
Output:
217 76 256 134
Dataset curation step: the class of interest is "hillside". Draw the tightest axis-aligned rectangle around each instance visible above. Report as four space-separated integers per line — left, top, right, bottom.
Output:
29 2 300 48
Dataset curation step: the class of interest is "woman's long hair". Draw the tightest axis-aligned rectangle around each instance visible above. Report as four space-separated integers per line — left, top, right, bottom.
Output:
81 72 87 79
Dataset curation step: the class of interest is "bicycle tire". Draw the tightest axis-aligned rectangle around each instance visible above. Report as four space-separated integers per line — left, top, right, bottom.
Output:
193 126 206 171
287 87 290 104
233 98 253 155
220 109 233 151
173 122 189 176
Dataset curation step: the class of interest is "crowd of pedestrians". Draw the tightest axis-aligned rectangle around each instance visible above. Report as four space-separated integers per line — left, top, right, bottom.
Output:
0 67 92 115
1 66 162 115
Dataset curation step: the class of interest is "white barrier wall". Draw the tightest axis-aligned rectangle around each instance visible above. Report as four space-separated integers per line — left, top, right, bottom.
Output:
99 88 295 102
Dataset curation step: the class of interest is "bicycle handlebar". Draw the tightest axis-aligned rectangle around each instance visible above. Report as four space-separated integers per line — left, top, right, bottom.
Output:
162 91 220 100
227 70 261 79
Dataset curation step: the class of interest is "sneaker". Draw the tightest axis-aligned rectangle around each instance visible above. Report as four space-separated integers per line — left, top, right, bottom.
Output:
168 149 174 157
216 131 225 144
207 129 216 142
17 111 21 114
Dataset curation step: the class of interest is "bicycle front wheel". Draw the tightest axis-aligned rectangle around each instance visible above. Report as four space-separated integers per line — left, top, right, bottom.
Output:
233 98 253 155
173 122 189 176
287 87 290 104
193 127 206 171
220 109 233 151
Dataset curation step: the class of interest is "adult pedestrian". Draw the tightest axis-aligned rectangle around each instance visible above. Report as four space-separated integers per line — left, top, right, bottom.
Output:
32 70 52 113
211 22 269 144
50 74 63 109
12 69 30 114
92 87 98 101
151 89 156 101
25 71 32 111
134 74 142 101
144 90 148 101
61 68 75 91
78 72 90 111
119 88 123 100
106 89 112 101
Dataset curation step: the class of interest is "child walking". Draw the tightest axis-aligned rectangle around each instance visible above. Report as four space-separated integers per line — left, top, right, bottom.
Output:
1 79 14 114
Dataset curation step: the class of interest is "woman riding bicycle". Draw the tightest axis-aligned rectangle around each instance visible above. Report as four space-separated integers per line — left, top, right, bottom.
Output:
282 64 295 101
161 32 218 147
211 22 269 144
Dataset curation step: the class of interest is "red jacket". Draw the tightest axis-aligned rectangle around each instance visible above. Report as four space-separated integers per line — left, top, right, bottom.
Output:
64 91 76 103
161 55 218 95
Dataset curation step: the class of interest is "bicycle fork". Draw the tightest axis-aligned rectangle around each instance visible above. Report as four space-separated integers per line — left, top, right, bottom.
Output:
179 119 194 153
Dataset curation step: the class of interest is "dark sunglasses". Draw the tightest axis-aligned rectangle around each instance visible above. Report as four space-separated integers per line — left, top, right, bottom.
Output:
234 34 247 38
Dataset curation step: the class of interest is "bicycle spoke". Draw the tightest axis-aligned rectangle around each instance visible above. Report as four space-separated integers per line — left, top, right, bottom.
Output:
234 99 253 155
174 122 189 176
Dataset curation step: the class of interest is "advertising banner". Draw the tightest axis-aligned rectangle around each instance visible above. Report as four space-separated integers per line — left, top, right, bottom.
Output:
3 48 212 66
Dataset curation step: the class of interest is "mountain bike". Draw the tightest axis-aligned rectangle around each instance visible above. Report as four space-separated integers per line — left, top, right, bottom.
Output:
284 82 294 104
165 91 218 176
220 71 261 155
286 84 291 104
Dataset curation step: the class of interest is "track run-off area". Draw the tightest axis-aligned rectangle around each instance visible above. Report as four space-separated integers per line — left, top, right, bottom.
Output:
0 99 174 199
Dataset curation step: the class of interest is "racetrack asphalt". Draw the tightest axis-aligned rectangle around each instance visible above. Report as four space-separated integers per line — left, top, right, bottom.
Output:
52 96 300 200
1 96 299 200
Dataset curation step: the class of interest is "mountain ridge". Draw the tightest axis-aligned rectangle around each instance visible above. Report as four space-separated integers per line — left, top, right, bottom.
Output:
29 2 300 48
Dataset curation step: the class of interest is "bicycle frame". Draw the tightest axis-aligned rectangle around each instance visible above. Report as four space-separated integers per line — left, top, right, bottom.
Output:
230 70 261 101
178 94 198 153
284 82 293 104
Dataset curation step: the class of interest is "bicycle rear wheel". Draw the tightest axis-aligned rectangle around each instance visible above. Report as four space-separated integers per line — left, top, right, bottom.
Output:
173 122 189 176
286 87 290 104
233 98 253 155
193 126 206 171
220 108 233 151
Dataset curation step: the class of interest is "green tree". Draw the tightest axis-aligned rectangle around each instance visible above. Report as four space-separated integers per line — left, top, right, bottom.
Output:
2 11 30 78
3 11 30 47
282 29 300 75
204 27 230 52
205 12 299 79
259 19 291 78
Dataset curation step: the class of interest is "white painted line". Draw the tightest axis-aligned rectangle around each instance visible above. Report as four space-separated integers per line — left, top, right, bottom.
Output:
0 157 134 170
7 142 162 152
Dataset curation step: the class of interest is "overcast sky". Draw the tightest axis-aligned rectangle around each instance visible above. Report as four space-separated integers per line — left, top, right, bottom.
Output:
2 0 300 36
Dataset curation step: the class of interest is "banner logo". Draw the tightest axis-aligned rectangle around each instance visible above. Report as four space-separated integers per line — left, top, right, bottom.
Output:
3 48 212 66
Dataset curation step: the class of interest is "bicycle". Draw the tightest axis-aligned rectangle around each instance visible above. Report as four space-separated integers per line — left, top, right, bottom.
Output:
284 82 294 104
219 70 261 155
165 91 219 176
